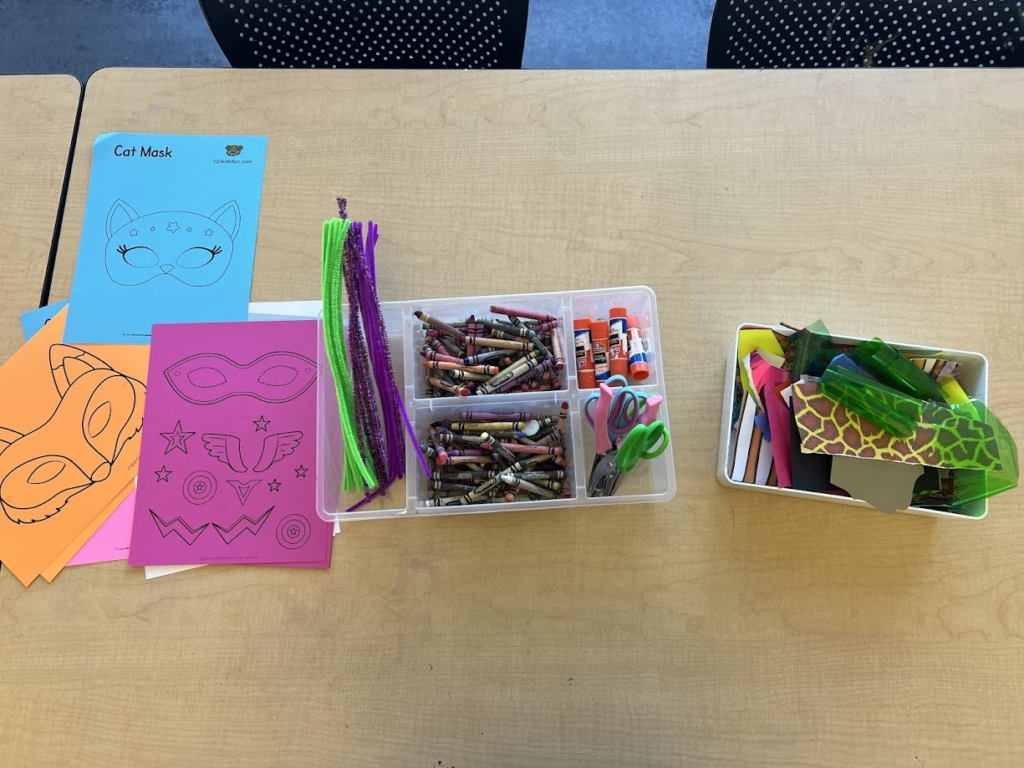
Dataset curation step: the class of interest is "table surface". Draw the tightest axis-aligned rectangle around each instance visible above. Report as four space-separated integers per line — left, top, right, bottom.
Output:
0 75 80 362
7 67 1024 767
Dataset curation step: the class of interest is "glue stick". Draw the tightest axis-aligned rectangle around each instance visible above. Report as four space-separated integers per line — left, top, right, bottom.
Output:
608 307 629 377
626 314 649 381
573 318 597 389
590 319 611 383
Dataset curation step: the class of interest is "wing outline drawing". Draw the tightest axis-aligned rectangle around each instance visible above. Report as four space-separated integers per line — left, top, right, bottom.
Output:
253 431 303 473
201 433 246 472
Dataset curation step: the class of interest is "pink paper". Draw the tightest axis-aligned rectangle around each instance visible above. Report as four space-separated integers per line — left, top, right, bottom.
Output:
745 350 774 409
67 490 135 566
762 367 794 488
128 320 332 568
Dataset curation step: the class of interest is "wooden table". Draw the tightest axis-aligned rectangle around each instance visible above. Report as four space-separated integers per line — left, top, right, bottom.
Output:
8 68 1024 767
0 75 81 362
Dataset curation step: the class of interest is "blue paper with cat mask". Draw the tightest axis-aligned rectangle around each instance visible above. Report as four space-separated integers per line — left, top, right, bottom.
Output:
64 133 268 344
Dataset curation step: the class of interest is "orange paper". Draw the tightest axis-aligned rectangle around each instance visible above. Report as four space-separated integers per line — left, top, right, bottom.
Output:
0 309 148 586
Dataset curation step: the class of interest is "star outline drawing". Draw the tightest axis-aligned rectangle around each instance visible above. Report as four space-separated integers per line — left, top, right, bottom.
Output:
161 420 195 454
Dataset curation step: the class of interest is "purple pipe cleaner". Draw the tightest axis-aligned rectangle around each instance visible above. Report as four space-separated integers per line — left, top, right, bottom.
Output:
351 224 398 483
352 223 430 480
335 203 429 512
344 223 388 487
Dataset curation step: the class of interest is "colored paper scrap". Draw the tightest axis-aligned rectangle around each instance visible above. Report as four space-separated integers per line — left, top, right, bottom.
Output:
738 328 784 400
792 380 1003 471
941 378 970 405
788 407 839 494
20 301 69 341
730 393 756 483
66 486 135 567
831 455 924 513
764 374 794 488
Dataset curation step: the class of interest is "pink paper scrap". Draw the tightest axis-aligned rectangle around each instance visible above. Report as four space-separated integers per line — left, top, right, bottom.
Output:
66 489 136 566
762 368 794 489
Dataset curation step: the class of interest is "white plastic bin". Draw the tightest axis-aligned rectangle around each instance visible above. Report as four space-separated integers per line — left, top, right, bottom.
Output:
717 323 991 519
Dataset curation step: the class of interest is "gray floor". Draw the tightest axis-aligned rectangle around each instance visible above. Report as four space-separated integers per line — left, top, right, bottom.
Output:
0 0 712 81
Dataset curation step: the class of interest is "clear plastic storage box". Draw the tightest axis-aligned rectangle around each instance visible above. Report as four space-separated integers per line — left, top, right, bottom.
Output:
317 286 676 522
717 323 991 519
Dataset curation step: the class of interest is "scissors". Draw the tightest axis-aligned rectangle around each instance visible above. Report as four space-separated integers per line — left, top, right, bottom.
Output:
585 377 670 497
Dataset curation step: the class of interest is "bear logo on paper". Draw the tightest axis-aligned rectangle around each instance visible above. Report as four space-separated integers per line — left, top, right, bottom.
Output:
103 199 241 287
225 144 243 157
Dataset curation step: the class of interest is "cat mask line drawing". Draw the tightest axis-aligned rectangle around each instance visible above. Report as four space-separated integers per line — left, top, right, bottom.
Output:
103 199 241 287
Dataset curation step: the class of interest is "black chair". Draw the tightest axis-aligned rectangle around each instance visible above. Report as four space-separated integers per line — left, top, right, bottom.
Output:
199 0 530 69
708 0 1024 67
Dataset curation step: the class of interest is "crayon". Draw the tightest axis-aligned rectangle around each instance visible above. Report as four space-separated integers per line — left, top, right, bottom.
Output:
488 329 533 343
557 401 569 437
461 349 512 366
477 352 542 394
466 336 534 352
441 454 500 465
442 370 492 382
437 335 463 357
551 325 565 370
495 443 563 455
498 473 557 499
481 433 518 465
415 310 468 342
465 315 477 357
449 420 532 432
459 411 533 421
528 320 560 333
489 305 558 322
481 319 527 337
494 359 553 394
421 348 465 364
422 361 500 374
427 376 470 397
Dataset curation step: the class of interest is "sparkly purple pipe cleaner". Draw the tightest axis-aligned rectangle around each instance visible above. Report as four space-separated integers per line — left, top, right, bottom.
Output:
360 222 431 478
344 223 388 486
337 200 429 512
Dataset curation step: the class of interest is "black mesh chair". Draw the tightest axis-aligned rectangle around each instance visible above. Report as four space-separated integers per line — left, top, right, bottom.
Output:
199 0 530 68
708 0 1024 67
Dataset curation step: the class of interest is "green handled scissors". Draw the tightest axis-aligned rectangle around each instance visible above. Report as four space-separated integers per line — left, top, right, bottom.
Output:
586 381 670 497
609 395 669 494
616 415 670 473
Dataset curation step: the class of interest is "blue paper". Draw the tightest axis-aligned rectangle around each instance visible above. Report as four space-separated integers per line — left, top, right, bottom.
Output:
829 352 875 380
64 133 268 344
754 411 772 443
20 300 69 341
